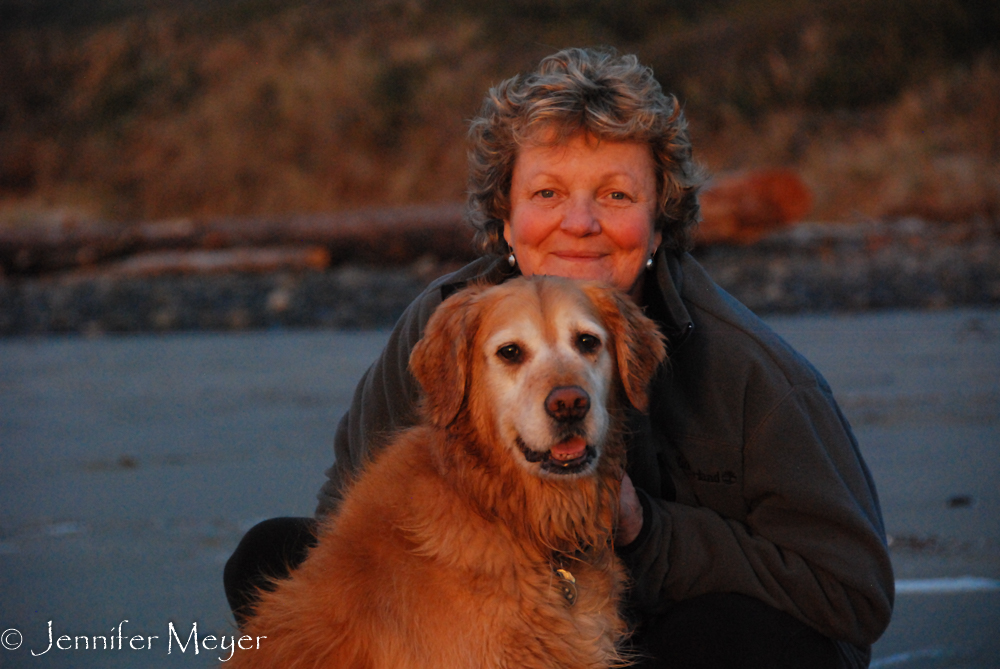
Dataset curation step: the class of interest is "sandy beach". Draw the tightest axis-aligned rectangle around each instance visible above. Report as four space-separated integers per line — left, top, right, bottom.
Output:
1 307 998 668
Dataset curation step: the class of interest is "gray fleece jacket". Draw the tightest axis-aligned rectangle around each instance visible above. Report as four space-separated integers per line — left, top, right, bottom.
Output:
316 249 894 667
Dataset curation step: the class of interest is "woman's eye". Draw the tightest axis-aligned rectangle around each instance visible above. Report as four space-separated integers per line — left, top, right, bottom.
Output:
609 191 629 201
497 343 523 363
536 189 555 199
576 333 601 354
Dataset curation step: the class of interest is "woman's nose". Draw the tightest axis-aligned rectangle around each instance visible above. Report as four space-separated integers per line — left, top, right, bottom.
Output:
560 195 601 236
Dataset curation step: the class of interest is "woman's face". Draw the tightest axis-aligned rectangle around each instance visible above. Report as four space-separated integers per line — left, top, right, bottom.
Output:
503 131 661 300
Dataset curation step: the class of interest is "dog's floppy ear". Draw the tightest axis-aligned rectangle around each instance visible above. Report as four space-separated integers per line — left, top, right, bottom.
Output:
582 283 667 413
409 286 482 427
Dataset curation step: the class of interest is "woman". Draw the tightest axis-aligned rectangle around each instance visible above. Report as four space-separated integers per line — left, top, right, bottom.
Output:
226 47 893 668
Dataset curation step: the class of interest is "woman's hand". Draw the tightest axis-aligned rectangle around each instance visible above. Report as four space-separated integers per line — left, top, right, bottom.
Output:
617 472 644 546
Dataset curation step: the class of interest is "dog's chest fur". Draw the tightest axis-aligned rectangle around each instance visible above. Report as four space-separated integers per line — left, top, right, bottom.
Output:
314 426 628 668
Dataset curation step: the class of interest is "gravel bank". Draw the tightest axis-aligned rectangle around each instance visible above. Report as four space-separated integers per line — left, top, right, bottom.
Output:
2 218 997 336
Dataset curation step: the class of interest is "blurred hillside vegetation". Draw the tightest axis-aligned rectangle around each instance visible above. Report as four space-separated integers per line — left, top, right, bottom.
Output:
1 0 999 226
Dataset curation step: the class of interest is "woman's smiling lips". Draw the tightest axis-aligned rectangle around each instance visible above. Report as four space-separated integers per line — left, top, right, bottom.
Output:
553 252 605 260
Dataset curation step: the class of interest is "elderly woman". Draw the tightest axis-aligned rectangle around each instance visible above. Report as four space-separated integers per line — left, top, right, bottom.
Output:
225 47 893 668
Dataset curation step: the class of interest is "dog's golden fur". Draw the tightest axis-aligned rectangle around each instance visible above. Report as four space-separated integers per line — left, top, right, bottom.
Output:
228 276 666 668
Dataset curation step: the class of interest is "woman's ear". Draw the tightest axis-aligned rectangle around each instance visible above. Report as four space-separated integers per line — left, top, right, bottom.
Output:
582 283 667 412
409 288 482 427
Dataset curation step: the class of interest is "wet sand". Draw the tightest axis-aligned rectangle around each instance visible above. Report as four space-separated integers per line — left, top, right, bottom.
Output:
1 308 997 667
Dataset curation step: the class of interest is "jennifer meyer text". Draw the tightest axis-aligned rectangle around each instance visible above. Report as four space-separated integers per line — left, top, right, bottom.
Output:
2 620 263 662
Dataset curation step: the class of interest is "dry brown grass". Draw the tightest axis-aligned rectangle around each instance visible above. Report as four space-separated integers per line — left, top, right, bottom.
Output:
1 7 496 219
1 0 998 226
695 53 1000 222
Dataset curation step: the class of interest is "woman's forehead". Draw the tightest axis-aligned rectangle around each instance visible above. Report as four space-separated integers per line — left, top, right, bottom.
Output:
518 125 641 151
511 133 656 184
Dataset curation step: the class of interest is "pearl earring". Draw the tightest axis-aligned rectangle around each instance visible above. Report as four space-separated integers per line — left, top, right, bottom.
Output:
646 255 655 271
508 250 516 267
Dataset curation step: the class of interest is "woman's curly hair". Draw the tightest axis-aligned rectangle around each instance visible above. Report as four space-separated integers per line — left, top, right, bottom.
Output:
467 47 706 256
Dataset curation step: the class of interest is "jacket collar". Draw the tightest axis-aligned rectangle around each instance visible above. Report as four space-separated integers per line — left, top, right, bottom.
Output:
438 255 518 301
645 249 694 353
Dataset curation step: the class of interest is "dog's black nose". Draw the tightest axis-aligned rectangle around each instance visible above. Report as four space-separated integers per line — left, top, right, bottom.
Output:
545 386 590 422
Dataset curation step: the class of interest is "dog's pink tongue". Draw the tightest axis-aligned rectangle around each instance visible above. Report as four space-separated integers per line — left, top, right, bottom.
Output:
550 436 587 461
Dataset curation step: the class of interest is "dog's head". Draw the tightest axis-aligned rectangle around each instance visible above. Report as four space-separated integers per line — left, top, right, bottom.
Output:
410 276 666 480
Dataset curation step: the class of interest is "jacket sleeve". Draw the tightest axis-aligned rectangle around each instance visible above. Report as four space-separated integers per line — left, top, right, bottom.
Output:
621 383 895 648
313 283 444 517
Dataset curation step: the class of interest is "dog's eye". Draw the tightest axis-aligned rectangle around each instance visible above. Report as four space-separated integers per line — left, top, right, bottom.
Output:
576 333 601 354
497 343 523 363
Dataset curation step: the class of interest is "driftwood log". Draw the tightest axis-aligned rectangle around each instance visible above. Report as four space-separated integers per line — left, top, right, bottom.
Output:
696 169 813 246
95 246 333 277
0 171 815 277
0 203 472 276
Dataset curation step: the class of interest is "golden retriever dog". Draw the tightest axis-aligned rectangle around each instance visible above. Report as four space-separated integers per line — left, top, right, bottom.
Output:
228 276 666 668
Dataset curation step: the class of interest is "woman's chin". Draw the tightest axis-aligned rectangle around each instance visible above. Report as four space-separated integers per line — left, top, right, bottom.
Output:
536 263 610 284
532 258 633 291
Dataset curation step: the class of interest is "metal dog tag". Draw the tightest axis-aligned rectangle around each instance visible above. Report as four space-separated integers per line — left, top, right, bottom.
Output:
555 568 578 606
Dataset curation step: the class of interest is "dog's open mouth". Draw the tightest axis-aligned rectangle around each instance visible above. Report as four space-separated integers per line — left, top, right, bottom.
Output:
516 435 596 474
